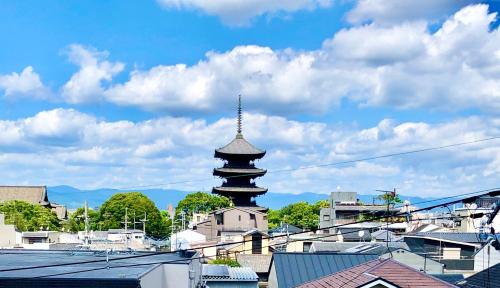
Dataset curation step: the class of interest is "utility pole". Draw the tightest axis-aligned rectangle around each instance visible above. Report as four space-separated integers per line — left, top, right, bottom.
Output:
122 207 129 232
84 200 89 246
140 212 148 236
376 188 397 257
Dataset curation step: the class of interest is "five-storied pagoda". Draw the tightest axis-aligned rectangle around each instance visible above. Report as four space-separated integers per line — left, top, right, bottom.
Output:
212 96 267 208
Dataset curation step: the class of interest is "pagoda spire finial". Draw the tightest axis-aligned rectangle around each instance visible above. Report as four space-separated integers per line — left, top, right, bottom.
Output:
237 94 242 137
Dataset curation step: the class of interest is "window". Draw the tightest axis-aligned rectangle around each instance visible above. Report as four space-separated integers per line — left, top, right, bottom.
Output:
238 215 241 221
303 242 312 252
263 215 267 220
250 214 256 220
323 215 330 221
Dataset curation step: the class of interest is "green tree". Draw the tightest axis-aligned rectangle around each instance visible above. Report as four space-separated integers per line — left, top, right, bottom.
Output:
210 257 240 267
175 192 232 221
98 192 169 238
268 200 326 231
0 200 61 231
64 207 100 232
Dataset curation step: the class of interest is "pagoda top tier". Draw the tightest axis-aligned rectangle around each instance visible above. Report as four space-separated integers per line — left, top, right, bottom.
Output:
214 95 265 159
214 135 266 159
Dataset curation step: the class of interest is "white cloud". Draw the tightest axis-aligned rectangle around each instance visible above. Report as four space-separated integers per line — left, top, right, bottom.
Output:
61 44 124 104
90 5 500 114
157 0 332 26
347 0 478 25
0 66 50 99
0 108 498 197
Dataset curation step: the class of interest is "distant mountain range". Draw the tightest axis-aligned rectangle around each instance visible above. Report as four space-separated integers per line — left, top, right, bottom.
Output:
47 185 441 210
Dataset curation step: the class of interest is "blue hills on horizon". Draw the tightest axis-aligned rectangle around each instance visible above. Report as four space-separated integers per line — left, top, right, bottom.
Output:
47 185 439 211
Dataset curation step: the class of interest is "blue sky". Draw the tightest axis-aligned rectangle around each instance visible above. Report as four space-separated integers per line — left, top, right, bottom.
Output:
0 0 499 197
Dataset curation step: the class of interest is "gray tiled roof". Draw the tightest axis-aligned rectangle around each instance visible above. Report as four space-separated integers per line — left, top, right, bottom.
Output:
409 233 489 244
338 228 372 241
270 252 378 288
268 223 303 235
457 262 500 288
215 135 265 157
0 249 194 282
236 254 272 273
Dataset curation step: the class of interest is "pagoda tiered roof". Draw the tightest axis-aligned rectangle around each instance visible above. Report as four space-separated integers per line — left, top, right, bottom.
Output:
213 167 267 177
214 134 265 159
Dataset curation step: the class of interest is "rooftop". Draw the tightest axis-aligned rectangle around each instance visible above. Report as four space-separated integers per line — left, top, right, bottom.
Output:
270 252 378 288
457 262 500 287
0 249 195 281
202 264 258 282
236 254 272 274
215 135 265 158
297 258 457 288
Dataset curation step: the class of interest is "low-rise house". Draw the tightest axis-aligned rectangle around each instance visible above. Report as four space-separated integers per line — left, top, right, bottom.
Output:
236 254 272 283
380 248 445 274
296 258 458 288
337 227 372 242
202 264 258 288
319 192 396 233
403 232 490 273
195 207 268 241
170 229 207 251
267 252 378 288
0 249 202 288
217 229 269 258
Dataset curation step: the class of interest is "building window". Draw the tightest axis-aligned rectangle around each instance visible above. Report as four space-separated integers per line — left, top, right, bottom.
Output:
238 215 241 221
250 214 256 220
303 242 312 252
323 215 330 221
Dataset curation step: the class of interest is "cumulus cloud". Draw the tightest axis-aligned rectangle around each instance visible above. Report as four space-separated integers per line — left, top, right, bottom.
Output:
0 66 50 99
61 44 124 104
90 5 500 114
157 0 332 26
0 108 498 197
347 0 478 25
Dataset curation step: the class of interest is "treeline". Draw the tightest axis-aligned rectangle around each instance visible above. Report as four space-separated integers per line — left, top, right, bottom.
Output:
0 191 330 237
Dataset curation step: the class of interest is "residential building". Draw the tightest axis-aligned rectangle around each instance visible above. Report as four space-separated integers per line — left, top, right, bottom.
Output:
267 252 378 288
217 230 269 258
319 191 396 233
201 264 258 288
170 229 207 251
0 249 203 288
380 248 445 274
296 258 458 288
194 207 268 241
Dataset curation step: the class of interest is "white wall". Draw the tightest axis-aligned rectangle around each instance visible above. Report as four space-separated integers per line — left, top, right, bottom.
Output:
474 243 500 272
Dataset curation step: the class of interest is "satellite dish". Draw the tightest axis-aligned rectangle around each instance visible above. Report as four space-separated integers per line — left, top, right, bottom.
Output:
358 230 365 238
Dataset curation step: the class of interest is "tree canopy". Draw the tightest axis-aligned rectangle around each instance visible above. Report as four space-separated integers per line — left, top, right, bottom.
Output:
175 192 232 218
268 200 327 230
0 200 61 231
97 192 169 238
64 206 100 232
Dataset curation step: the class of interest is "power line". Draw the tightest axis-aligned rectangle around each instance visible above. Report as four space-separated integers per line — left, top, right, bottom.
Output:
27 214 468 279
0 187 497 274
116 136 500 190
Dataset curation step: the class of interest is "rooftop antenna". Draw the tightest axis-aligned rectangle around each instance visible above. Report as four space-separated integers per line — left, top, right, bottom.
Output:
237 94 242 137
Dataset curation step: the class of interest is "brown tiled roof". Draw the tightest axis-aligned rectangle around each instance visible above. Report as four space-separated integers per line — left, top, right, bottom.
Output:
297 258 458 288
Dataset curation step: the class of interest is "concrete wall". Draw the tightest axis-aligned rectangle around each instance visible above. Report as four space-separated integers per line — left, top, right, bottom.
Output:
0 224 18 247
268 263 278 288
474 243 500 272
140 265 166 288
